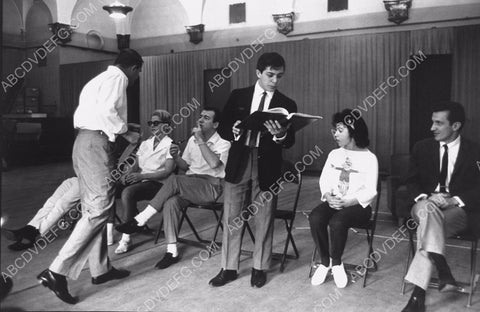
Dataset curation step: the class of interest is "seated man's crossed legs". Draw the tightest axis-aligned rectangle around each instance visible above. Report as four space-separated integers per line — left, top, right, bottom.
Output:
402 199 467 312
116 175 222 268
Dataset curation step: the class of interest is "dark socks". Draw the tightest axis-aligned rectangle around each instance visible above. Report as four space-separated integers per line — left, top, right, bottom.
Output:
320 257 330 267
331 258 341 266
428 252 455 282
412 286 426 301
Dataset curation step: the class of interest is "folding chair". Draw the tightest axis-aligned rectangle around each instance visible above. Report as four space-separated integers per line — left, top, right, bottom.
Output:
154 202 224 250
401 222 479 308
274 161 302 272
309 177 382 288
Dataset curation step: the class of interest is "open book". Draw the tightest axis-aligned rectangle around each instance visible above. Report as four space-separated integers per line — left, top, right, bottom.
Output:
237 107 322 132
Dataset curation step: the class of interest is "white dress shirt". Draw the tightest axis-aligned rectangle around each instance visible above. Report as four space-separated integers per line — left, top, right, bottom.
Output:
414 135 464 206
182 132 231 178
74 65 129 142
137 135 173 177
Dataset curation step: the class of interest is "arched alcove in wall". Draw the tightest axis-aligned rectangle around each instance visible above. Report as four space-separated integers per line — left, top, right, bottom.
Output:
3 0 24 37
70 0 116 38
131 0 189 38
25 0 53 44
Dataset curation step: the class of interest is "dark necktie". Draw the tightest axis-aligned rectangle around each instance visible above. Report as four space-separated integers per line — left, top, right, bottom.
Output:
153 137 160 150
438 144 448 193
247 91 267 147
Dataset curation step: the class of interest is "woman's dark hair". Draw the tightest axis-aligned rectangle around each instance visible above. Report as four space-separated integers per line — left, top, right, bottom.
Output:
332 109 370 148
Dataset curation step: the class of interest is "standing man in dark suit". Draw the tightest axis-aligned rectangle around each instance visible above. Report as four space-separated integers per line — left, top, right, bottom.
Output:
401 101 480 312
210 52 297 288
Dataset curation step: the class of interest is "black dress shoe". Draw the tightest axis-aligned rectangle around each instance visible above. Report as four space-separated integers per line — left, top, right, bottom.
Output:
401 296 425 312
155 253 179 269
251 268 267 288
0 276 13 301
5 225 39 241
8 241 35 251
1 228 22 242
115 220 144 234
209 269 238 287
37 269 78 304
92 267 130 285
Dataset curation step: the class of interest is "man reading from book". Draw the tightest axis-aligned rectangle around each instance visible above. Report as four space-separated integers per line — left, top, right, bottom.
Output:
211 52 297 288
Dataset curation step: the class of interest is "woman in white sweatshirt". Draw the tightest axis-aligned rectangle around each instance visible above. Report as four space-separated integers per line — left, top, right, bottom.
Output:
309 109 378 288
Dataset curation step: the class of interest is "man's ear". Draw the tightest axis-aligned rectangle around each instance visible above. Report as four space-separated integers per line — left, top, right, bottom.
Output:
452 121 462 131
213 121 219 129
256 69 262 78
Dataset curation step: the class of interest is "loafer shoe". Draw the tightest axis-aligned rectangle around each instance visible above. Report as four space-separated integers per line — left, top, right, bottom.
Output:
332 263 348 288
250 268 267 288
8 241 35 251
37 269 78 304
114 240 132 254
155 253 179 269
115 220 143 234
92 267 130 285
209 269 238 287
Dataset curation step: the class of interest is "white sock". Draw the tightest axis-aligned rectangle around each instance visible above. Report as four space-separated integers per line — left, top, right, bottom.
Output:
120 234 131 242
134 205 157 226
107 223 113 241
167 243 178 257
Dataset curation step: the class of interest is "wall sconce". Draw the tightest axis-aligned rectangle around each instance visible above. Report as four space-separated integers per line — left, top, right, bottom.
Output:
102 1 133 19
185 24 204 44
383 0 412 24
48 22 75 43
272 12 295 35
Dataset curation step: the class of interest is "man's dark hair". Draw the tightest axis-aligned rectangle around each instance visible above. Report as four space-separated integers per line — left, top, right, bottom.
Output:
332 109 370 148
432 101 465 131
203 106 221 123
114 48 144 68
256 52 285 73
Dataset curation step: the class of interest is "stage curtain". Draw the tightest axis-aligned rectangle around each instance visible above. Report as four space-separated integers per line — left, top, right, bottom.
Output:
452 25 480 143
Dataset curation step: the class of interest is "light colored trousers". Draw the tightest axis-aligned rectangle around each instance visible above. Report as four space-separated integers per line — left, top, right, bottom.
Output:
50 130 115 279
28 177 80 235
405 199 467 289
150 175 223 244
221 149 278 271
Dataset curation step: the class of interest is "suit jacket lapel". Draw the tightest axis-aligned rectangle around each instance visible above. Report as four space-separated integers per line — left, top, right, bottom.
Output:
450 137 466 185
243 86 255 113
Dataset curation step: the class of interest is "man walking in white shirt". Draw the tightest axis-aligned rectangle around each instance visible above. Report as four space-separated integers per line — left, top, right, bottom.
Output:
37 49 143 304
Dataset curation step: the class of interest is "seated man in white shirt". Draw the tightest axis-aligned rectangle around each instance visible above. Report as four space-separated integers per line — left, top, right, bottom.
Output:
112 109 175 254
116 107 231 269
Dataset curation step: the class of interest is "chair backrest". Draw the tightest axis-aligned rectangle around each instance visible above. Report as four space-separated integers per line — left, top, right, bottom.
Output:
278 160 303 215
390 153 411 178
370 176 382 230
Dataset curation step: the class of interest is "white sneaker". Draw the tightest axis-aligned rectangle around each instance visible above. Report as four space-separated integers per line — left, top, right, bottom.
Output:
332 263 348 288
311 264 331 286
114 239 131 254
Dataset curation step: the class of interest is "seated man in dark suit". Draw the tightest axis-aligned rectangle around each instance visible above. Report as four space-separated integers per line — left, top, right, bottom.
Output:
401 101 480 312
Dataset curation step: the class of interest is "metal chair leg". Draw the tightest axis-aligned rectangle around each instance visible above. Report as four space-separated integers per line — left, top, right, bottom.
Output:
309 247 318 278
467 240 477 308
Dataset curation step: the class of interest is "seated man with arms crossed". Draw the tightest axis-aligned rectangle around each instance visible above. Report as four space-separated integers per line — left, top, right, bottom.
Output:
116 107 231 269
